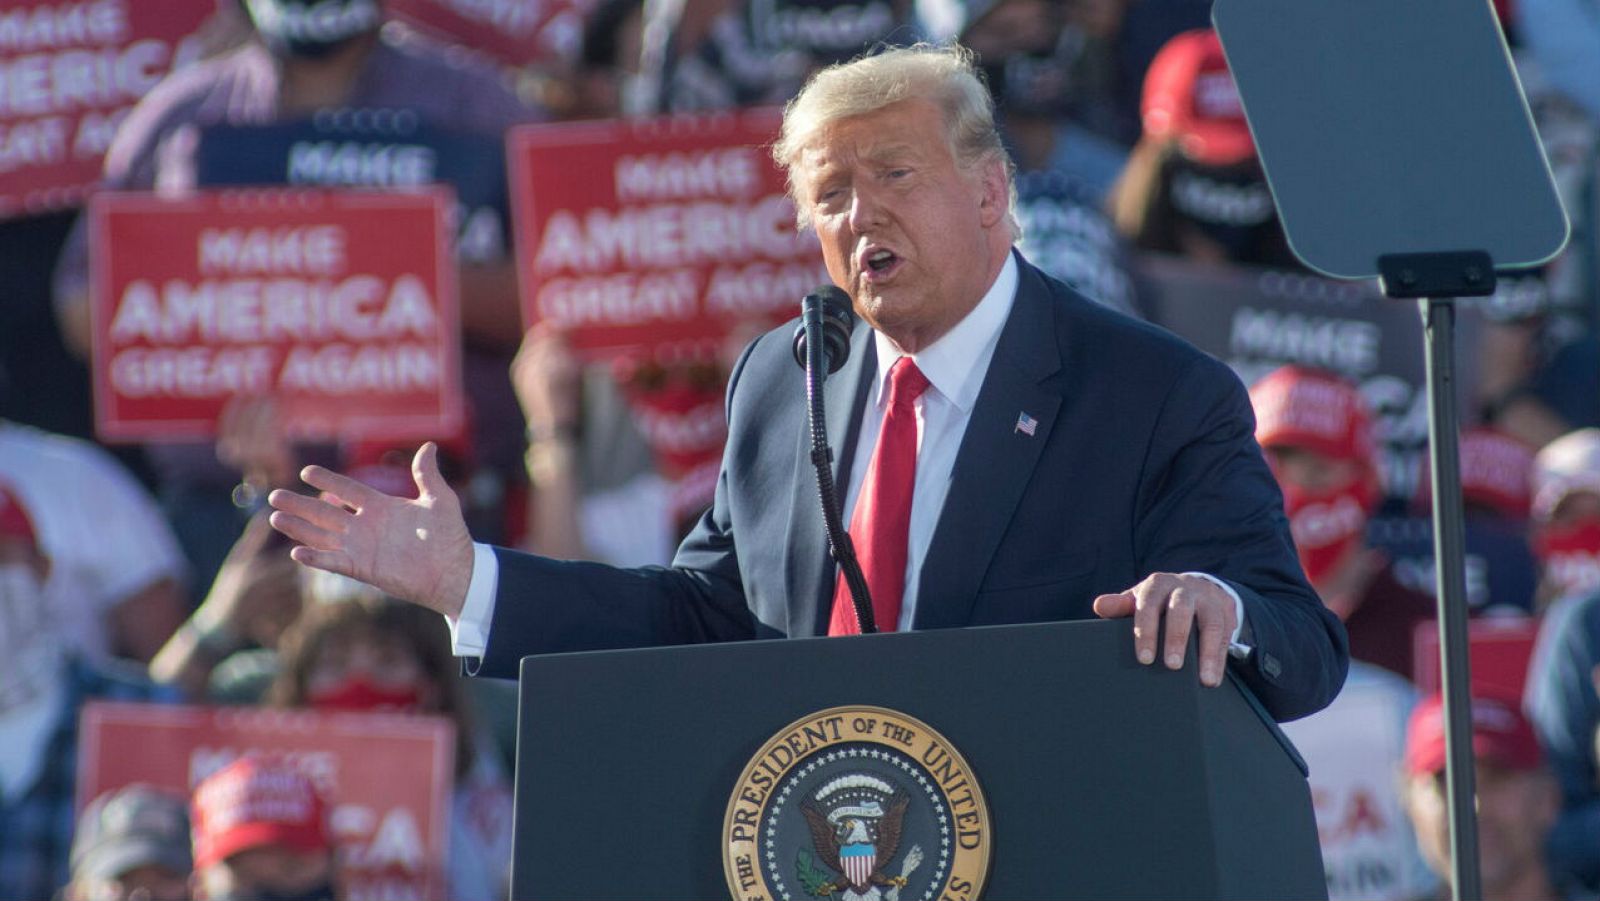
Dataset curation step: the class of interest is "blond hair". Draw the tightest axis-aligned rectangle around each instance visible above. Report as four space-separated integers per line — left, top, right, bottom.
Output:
773 43 1021 238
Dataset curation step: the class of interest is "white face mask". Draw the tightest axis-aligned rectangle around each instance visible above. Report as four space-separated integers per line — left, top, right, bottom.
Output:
0 563 62 713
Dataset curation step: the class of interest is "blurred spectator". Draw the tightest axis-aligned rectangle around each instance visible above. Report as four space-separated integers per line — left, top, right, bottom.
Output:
638 0 914 113
1109 28 1299 270
189 757 340 901
1278 663 1435 901
513 328 677 565
51 0 545 595
1532 429 1600 605
151 512 302 702
268 595 514 901
1250 366 1436 680
0 482 180 901
561 0 647 119
1400 694 1567 900
1524 587 1600 894
918 0 1142 318
64 785 193 901
0 419 187 663
1404 426 1540 615
923 0 1132 202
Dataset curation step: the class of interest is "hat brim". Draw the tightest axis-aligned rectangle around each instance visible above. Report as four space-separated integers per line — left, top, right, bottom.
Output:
1177 123 1258 168
75 839 191 881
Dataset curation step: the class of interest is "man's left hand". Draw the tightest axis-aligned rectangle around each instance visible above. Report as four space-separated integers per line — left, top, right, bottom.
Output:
1093 573 1237 688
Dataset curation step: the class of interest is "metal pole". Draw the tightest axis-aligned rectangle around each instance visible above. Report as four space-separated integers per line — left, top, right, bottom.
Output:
1419 296 1482 901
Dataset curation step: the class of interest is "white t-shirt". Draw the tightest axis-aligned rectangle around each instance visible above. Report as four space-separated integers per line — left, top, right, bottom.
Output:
0 421 188 659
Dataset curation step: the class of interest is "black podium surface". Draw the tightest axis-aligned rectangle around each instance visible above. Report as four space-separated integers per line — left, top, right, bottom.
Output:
512 619 1324 900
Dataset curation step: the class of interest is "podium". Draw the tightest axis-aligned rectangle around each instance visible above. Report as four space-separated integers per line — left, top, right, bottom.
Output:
511 619 1325 900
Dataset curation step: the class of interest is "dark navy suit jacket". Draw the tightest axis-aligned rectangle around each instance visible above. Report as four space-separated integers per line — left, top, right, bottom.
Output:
475 253 1348 721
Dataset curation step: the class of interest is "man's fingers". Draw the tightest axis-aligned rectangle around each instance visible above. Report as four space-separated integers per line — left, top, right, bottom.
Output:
1092 591 1134 619
267 490 351 533
412 442 449 500
1196 609 1230 688
1162 585 1197 670
1130 578 1167 666
267 510 344 552
287 545 355 579
300 464 383 510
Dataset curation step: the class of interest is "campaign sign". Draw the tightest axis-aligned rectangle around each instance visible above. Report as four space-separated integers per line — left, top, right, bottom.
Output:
1280 665 1436 901
77 701 454 901
387 0 592 68
1411 615 1540 700
1142 254 1484 504
510 111 830 361
195 113 512 264
88 188 463 442
0 0 216 218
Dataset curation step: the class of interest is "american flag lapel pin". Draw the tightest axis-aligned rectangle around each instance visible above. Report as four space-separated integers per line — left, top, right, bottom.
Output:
1015 411 1038 436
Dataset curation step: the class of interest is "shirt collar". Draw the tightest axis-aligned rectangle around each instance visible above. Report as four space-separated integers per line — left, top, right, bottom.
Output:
871 252 1018 413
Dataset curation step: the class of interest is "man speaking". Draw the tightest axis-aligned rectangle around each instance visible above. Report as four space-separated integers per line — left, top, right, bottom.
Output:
268 44 1347 722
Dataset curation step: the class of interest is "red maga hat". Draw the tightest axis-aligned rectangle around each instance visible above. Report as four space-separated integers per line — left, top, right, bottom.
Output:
1404 693 1542 776
1141 29 1256 167
190 757 330 869
1249 366 1376 466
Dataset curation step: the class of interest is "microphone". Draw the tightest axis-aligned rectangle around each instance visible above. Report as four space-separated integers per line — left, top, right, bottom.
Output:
792 286 854 374
792 284 876 633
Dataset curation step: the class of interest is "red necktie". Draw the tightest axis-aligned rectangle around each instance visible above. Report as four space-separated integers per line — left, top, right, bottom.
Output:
829 357 930 635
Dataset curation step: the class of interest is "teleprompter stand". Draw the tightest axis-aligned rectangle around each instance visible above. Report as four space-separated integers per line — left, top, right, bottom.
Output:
1213 2 1570 898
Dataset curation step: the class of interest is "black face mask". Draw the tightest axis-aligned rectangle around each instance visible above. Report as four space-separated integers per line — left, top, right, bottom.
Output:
246 0 381 59
980 33 1080 119
1166 158 1291 265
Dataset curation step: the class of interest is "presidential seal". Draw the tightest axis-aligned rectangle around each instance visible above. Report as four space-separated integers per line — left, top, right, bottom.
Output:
723 706 991 901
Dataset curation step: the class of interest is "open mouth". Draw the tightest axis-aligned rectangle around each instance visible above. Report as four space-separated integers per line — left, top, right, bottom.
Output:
862 248 900 279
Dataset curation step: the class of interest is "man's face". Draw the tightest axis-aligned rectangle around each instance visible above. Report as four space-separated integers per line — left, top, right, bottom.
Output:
1403 762 1557 894
1263 445 1361 493
196 846 335 900
795 98 1008 352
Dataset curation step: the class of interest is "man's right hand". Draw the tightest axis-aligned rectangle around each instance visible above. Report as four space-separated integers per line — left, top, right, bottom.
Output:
267 442 475 618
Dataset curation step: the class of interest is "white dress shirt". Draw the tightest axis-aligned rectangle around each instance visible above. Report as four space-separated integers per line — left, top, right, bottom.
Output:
450 254 1245 657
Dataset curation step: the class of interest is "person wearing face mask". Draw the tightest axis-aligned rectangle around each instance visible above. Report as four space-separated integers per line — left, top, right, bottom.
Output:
266 595 513 901
50 0 545 600
1249 366 1437 682
1521 430 1600 894
189 757 340 901
0 483 181 901
1109 28 1302 271
1531 429 1600 606
914 0 1143 320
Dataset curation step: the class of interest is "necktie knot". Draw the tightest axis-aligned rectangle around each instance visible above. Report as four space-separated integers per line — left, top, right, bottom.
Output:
887 357 930 409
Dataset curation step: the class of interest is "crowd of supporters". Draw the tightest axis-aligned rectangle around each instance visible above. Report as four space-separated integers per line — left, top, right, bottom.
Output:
0 0 1598 898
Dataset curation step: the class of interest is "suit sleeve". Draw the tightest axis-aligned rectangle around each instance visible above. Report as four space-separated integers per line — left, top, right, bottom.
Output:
471 343 763 680
1133 354 1349 721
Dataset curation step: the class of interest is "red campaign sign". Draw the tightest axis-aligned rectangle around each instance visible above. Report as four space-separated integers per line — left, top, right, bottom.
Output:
387 0 593 68
77 701 454 901
1411 616 1540 700
510 111 831 362
0 0 218 218
88 188 465 443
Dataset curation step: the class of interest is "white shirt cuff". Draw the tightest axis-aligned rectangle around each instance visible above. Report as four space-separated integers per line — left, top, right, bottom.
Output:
447 543 501 658
1184 571 1252 659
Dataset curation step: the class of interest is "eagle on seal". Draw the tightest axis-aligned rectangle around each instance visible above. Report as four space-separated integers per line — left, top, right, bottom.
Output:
802 792 912 896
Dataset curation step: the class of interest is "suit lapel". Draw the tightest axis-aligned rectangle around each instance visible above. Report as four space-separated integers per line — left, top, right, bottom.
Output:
913 260 1063 629
782 321 876 638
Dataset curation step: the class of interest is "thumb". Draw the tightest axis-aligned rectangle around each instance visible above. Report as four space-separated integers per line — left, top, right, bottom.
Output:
1093 592 1134 619
412 442 449 499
